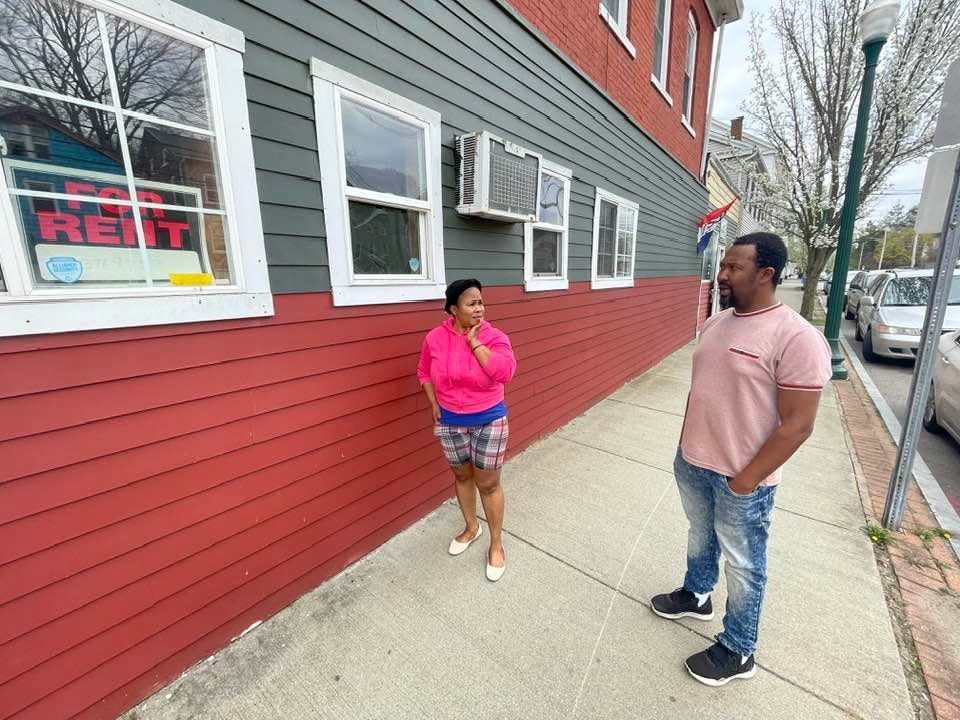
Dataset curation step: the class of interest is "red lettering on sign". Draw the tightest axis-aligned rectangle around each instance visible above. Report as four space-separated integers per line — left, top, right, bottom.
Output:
84 215 121 245
97 187 130 216
121 218 138 246
39 213 83 243
156 220 189 249
137 191 166 218
64 182 96 210
142 220 157 247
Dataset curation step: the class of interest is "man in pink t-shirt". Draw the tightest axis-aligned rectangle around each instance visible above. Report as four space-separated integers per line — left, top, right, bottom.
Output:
651 233 831 687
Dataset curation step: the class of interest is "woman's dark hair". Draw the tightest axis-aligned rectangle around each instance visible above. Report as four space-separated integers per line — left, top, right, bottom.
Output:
444 278 482 314
733 232 788 286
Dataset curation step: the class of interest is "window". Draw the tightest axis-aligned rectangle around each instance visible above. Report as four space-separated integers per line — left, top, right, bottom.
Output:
24 181 58 214
681 13 698 135
591 189 638 289
524 160 571 292
0 0 271 337
311 59 445 306
651 0 673 103
599 0 636 57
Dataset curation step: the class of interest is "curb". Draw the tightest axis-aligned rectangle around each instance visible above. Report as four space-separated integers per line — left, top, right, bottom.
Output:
820 296 960 561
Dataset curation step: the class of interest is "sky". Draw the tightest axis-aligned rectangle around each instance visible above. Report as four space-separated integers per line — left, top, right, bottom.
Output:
710 0 928 223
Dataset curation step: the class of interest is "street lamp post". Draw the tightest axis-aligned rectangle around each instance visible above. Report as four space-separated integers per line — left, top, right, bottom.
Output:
824 0 901 380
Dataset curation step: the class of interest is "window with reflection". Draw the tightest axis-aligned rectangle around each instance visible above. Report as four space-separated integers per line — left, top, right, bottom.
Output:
0 0 232 289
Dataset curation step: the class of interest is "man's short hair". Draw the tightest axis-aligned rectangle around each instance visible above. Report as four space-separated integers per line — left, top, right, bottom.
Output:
733 233 788 286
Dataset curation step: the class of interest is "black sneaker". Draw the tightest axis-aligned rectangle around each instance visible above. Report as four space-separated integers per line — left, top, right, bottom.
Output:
650 587 714 621
685 642 757 686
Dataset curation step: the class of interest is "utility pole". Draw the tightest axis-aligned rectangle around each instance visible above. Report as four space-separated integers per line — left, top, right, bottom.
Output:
878 229 888 269
858 242 865 270
910 231 919 267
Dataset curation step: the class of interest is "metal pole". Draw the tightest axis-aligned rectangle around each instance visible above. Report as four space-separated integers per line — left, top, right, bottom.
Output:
699 17 727 180
858 242 865 270
878 228 888 269
882 151 960 529
911 230 919 267
824 39 887 381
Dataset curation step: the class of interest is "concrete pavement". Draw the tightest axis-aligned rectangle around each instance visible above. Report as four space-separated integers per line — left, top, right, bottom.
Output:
124 325 914 720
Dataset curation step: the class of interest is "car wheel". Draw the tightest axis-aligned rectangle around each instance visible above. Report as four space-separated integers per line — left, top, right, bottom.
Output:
844 302 855 320
863 327 878 361
923 382 940 432
855 322 863 341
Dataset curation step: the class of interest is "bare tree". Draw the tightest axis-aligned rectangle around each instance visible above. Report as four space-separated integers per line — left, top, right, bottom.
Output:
746 0 960 318
0 0 207 151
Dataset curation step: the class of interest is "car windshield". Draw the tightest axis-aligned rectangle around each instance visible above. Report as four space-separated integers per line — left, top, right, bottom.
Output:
881 275 960 306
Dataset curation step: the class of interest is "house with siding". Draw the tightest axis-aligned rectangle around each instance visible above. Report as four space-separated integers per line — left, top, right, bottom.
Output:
707 116 778 235
699 153 743 319
0 0 741 717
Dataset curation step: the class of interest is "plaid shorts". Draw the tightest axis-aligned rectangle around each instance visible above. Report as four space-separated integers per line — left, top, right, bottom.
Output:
434 416 509 471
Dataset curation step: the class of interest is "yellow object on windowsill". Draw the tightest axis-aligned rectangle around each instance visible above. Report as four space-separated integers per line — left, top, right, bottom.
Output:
169 273 214 286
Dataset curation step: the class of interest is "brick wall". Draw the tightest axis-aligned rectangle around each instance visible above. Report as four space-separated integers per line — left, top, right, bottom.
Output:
506 0 715 177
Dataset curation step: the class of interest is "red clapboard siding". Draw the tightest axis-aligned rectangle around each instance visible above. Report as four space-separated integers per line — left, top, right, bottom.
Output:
0 276 700 720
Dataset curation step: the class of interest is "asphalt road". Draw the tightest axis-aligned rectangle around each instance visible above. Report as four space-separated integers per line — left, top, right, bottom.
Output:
836 296 960 514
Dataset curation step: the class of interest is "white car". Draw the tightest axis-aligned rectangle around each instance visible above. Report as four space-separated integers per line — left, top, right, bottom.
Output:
855 269 960 361
925 329 960 444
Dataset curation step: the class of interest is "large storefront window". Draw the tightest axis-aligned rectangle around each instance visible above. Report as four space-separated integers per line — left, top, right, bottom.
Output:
0 0 271 335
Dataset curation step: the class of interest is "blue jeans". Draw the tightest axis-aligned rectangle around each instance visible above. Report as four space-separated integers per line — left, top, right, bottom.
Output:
674 448 777 657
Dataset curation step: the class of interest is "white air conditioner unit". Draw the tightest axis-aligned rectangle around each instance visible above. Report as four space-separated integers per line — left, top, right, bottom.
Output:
455 131 542 222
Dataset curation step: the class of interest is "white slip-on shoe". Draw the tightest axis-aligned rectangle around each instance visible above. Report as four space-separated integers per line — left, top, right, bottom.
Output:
448 523 482 556
486 555 506 582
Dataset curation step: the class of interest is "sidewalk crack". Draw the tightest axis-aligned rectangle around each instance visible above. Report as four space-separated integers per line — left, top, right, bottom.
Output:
604 397 686 418
774 505 860 534
553 435 674 475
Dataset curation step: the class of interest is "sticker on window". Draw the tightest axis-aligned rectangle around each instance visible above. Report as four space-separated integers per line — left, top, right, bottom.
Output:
45 256 83 283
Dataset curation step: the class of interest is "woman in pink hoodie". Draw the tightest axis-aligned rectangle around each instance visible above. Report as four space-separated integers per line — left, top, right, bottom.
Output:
417 279 517 582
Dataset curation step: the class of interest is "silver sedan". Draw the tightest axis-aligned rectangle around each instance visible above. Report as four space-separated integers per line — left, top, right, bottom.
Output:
925 329 960 445
856 270 960 361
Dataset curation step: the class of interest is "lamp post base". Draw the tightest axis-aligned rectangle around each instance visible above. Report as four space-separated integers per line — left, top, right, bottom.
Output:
829 340 848 381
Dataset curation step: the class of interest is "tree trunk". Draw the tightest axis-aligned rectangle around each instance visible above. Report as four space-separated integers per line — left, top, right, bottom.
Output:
799 247 831 320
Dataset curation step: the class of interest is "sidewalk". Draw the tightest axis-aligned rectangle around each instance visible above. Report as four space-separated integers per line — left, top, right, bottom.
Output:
124 304 915 720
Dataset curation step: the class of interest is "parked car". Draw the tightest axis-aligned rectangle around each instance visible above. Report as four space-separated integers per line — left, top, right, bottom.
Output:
855 269 960 361
826 270 859 299
845 270 880 320
924 329 960 444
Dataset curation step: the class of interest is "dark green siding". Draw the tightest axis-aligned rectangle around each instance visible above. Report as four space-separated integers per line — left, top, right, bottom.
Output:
177 0 708 293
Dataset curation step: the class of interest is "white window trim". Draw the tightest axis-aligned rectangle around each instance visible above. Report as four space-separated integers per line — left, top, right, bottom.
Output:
310 58 445 307
652 0 673 95
651 75 674 106
591 188 639 290
598 1 636 58
0 0 272 337
681 12 698 130
524 160 571 292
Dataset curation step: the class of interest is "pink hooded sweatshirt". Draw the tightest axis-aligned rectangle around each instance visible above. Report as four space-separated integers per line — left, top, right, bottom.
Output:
416 318 517 414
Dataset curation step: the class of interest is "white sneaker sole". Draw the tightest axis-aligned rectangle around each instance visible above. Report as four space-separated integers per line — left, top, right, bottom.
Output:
650 603 714 622
685 663 757 687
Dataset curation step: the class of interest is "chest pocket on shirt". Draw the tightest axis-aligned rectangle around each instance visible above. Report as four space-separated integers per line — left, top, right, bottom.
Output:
728 346 762 360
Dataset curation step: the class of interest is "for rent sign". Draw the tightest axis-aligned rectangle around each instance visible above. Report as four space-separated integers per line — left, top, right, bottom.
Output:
10 162 209 283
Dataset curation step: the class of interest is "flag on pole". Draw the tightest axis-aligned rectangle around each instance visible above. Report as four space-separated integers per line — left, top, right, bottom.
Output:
697 200 736 256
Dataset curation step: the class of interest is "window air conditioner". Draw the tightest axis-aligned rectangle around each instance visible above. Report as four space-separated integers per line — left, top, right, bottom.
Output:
455 131 542 222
